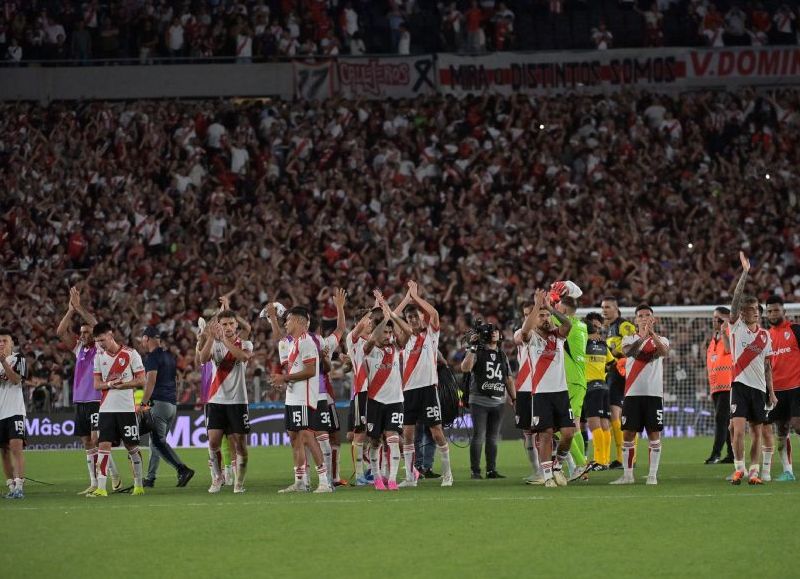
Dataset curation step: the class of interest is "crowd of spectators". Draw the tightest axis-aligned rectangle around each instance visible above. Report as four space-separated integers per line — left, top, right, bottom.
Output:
1 87 799 405
1 0 800 65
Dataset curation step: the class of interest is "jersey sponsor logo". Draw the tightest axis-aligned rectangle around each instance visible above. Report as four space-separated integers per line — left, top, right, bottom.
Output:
773 346 793 356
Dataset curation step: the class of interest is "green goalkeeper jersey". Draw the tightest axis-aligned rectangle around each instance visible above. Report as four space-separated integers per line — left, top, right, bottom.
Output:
554 315 588 388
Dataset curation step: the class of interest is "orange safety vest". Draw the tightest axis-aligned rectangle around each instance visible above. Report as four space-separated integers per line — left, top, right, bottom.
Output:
706 334 732 394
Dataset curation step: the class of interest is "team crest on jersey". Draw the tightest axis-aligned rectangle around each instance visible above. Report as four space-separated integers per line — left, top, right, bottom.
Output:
532 416 539 426
490 353 496 361
786 331 792 340
730 404 737 414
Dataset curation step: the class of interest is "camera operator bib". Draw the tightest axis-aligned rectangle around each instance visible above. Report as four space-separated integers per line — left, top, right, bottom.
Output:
471 348 510 400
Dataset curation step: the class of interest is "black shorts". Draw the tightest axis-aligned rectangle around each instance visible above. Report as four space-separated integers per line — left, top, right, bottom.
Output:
205 403 251 435
621 396 663 433
608 372 625 407
74 402 100 437
285 405 312 432
730 382 768 424
366 400 404 440
584 387 610 419
348 391 368 433
327 399 341 433
514 391 532 430
310 400 339 432
767 388 800 424
531 391 574 432
98 412 140 445
403 385 442 426
0 415 26 444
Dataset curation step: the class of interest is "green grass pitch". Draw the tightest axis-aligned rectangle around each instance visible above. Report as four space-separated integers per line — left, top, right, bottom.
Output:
2 437 797 579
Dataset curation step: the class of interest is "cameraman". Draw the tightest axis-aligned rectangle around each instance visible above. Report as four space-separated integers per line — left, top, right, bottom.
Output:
461 323 515 479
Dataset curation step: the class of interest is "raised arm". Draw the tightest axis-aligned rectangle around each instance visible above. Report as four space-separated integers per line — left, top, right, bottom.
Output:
376 291 411 348
546 295 572 339
648 324 670 359
729 251 750 324
71 286 98 327
720 321 731 355
56 303 78 350
332 287 347 339
363 315 389 356
408 280 440 330
265 302 286 340
197 321 217 364
520 289 545 342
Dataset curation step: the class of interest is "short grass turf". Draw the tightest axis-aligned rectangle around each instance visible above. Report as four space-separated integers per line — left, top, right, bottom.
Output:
2 437 798 579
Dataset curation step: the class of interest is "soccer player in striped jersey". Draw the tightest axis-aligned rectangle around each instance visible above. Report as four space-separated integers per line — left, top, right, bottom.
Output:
56 286 121 495
514 304 541 484
90 322 147 497
611 304 670 485
363 292 412 491
519 289 575 488
397 280 454 488
307 288 347 486
197 311 254 494
272 307 332 493
346 307 381 485
0 328 28 499
728 252 777 485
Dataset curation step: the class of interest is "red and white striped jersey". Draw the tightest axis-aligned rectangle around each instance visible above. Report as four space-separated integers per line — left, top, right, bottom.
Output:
346 330 368 399
622 335 669 397
94 346 145 413
402 324 440 390
513 329 532 393
525 331 567 394
366 345 403 404
730 319 772 392
208 338 253 405
285 333 320 408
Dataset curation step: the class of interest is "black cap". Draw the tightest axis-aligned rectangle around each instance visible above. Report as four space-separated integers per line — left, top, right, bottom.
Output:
142 326 160 338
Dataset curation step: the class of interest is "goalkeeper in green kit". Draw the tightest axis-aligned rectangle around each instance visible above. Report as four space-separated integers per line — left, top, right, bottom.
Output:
550 281 589 479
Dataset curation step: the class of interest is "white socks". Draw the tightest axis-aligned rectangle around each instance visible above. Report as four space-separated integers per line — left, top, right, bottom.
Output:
403 444 415 481
437 443 452 477
387 436 401 483
86 448 98 487
316 433 332 485
128 447 143 487
235 453 247 488
648 441 662 478
622 441 635 479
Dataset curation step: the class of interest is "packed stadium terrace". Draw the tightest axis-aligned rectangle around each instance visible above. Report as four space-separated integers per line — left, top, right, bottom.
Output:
1 0 799 64
1 88 799 405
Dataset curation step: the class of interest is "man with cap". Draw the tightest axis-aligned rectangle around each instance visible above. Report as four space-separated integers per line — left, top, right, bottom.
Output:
140 326 194 488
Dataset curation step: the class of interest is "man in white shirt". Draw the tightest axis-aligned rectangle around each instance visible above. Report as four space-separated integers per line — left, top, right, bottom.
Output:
728 252 777 485
271 307 332 493
90 322 147 497
0 328 27 499
611 304 670 485
363 292 412 491
396 281 454 487
518 289 575 488
197 310 254 494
